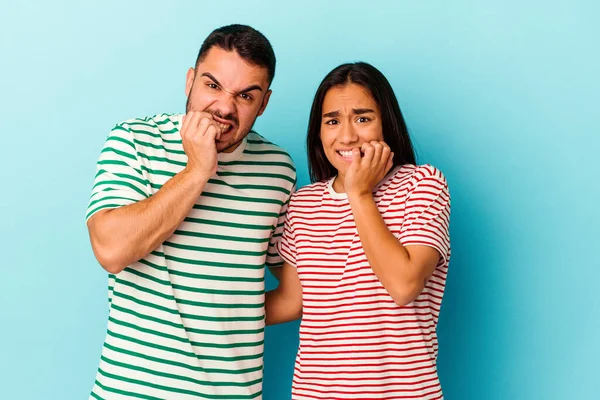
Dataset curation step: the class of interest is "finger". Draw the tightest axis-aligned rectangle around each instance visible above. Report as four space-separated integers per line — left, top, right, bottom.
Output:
205 124 219 141
361 143 375 165
351 147 361 166
371 141 383 166
181 113 194 140
185 111 203 137
181 114 187 135
386 152 394 172
381 144 391 169
197 117 215 137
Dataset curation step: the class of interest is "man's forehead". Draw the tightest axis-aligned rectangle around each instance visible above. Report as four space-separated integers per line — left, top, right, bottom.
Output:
197 48 269 90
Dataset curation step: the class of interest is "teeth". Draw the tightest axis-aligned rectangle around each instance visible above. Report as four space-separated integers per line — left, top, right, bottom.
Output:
216 123 231 133
338 150 353 158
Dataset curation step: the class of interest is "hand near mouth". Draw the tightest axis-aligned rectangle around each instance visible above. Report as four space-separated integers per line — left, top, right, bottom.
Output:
180 111 222 179
344 141 394 199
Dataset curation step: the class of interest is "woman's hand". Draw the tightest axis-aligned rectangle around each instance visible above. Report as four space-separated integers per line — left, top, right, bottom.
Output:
345 141 394 199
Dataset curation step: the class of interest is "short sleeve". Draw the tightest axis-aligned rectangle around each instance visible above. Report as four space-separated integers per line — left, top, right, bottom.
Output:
274 194 298 267
398 166 451 264
86 124 150 222
266 184 296 268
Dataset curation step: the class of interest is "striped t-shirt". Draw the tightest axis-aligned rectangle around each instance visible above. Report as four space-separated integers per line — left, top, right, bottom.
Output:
277 164 451 400
86 113 296 400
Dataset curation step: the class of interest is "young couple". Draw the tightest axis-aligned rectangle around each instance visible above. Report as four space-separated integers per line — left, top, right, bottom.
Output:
86 23 450 400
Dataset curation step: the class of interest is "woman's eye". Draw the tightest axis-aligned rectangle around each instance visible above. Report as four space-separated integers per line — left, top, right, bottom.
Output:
357 117 370 123
325 120 339 125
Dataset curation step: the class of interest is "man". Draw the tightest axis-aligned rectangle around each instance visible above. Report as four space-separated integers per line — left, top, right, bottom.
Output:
86 24 295 399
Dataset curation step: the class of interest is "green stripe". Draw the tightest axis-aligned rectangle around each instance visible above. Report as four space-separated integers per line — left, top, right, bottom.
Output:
97 368 262 400
127 121 177 133
86 204 124 220
163 241 267 257
93 179 148 198
183 216 274 230
138 152 186 167
103 342 263 375
89 390 104 400
139 258 264 282
95 377 163 400
106 329 264 362
126 127 182 143
123 268 263 296
201 192 284 205
217 171 295 184
112 292 264 335
243 149 289 156
192 204 277 218
94 170 149 187
173 229 270 244
155 116 180 125
109 314 192 345
141 165 176 177
208 179 290 194
112 304 263 336
110 314 264 349
160 251 264 270
218 160 295 172
101 355 263 388
126 121 179 132
106 135 136 150
101 146 137 161
134 138 186 155
88 195 138 209
98 159 143 175
115 276 265 309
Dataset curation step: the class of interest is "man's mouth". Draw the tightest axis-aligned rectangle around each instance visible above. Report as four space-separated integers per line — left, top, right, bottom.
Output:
216 122 233 135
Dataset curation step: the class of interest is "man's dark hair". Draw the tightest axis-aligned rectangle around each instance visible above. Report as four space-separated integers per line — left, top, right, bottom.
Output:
195 24 276 84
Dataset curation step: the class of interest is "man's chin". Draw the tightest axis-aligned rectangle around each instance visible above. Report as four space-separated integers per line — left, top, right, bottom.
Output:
216 139 242 154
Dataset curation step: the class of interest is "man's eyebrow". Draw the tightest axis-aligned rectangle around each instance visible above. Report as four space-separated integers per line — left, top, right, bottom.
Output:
201 72 222 87
201 72 263 94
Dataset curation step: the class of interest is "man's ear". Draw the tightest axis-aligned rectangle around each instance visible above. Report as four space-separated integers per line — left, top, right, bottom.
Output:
257 89 272 117
185 67 195 97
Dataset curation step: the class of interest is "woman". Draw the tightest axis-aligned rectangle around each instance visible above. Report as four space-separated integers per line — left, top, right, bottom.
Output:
266 62 451 399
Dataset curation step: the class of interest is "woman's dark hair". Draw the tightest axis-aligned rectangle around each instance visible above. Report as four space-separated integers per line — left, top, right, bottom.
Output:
307 62 416 182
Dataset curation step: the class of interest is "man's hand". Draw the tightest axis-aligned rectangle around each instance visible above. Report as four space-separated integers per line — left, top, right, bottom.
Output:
181 111 224 180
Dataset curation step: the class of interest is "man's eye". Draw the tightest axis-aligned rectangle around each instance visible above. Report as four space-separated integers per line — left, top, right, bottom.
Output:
240 93 252 100
208 83 219 90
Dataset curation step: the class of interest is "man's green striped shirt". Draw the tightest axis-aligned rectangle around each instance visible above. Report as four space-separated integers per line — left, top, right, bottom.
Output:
87 114 296 400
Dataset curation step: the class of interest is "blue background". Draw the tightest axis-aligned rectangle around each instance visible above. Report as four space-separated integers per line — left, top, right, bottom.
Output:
1 1 598 399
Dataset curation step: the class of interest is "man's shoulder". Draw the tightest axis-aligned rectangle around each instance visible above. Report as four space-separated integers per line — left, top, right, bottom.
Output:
245 131 296 175
111 113 182 137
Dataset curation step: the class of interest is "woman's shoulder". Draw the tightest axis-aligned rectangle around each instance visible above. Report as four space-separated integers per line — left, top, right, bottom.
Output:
290 180 329 201
393 164 447 184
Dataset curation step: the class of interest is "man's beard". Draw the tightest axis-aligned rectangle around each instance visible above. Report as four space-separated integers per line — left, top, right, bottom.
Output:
185 93 259 153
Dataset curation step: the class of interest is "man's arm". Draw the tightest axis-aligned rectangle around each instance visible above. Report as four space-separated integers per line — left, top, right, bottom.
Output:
87 111 222 274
